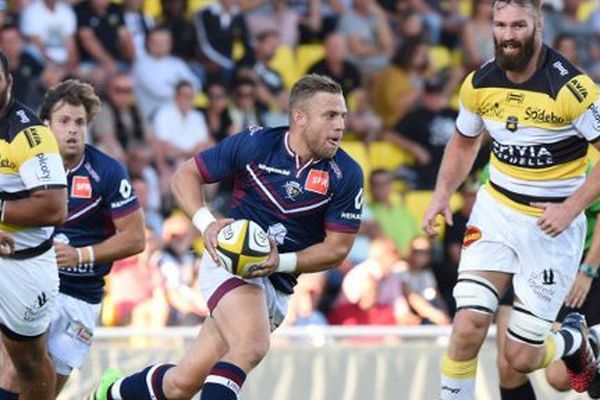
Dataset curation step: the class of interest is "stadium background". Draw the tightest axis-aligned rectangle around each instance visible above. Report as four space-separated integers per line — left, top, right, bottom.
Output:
2 0 600 398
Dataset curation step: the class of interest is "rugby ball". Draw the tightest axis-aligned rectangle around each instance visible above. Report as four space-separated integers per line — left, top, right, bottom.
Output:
216 219 271 276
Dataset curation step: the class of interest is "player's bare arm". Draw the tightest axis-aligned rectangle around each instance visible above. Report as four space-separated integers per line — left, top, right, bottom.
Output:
565 216 600 308
2 187 67 227
423 132 483 236
171 158 233 263
54 209 146 268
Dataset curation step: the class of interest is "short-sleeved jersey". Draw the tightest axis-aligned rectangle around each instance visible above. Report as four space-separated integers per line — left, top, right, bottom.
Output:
57 145 140 304
195 126 364 294
457 45 600 215
0 100 66 249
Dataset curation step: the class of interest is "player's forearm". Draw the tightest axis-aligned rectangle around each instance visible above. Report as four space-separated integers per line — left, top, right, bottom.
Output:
3 188 67 227
433 132 481 200
171 159 207 218
294 240 352 274
90 220 145 264
584 215 600 268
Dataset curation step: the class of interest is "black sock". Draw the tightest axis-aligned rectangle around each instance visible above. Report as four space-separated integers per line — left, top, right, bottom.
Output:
500 380 536 400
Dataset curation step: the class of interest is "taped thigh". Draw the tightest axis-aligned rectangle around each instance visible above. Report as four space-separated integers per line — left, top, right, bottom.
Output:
453 274 500 315
507 302 553 347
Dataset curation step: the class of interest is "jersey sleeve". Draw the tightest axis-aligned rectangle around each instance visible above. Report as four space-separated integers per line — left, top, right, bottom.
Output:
324 161 364 234
13 125 67 190
194 129 259 183
560 74 600 142
456 72 485 137
103 159 140 219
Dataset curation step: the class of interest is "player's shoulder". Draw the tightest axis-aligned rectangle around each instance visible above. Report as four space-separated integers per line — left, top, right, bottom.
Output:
84 145 128 175
331 147 364 182
1 100 44 143
233 125 287 151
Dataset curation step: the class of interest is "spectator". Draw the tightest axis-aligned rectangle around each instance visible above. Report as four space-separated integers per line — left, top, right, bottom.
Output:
401 236 450 325
74 0 135 86
554 32 583 68
153 80 212 175
246 0 300 48
0 25 46 108
108 228 169 327
159 213 207 325
130 175 164 237
329 238 420 325
157 0 198 62
228 77 263 131
383 73 458 190
123 0 154 58
133 27 200 120
19 0 78 73
289 0 323 44
193 0 253 82
285 272 329 326
236 29 285 110
460 0 494 71
92 72 150 159
337 0 394 76
200 81 235 143
543 0 593 66
371 37 430 128
307 31 362 96
368 169 421 255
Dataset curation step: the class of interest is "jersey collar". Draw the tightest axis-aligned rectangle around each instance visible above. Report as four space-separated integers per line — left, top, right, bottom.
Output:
284 131 321 176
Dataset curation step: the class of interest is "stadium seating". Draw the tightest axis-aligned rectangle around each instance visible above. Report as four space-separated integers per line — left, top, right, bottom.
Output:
367 141 414 170
404 191 464 238
295 44 325 76
269 45 299 90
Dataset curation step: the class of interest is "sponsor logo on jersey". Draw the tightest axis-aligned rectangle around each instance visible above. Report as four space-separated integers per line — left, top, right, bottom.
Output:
329 160 343 179
552 61 568 76
35 153 51 180
477 101 504 118
0 155 15 169
567 78 588 103
528 270 556 303
506 116 518 132
492 142 554 167
283 180 303 200
305 169 329 195
524 107 565 124
463 225 482 248
341 212 362 220
588 103 600 131
71 176 92 198
506 92 524 104
23 128 41 148
258 163 290 176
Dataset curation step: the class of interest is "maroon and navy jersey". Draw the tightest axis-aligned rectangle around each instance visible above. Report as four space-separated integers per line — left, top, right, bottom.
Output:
57 145 140 304
195 126 364 293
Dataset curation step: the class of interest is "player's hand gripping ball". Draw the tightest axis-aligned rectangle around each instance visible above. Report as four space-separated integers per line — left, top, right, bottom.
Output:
216 219 271 276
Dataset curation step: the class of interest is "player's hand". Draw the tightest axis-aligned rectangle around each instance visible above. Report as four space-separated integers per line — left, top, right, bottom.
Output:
564 271 593 309
531 202 577 237
203 218 234 264
0 231 14 256
422 196 453 237
243 238 279 279
53 242 78 267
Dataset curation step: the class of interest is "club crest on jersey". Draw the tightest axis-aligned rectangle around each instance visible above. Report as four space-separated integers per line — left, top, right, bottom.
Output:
305 169 329 195
283 180 303 200
506 116 519 132
71 176 92 198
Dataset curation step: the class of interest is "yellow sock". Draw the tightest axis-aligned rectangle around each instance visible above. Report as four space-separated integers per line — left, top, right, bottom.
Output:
440 352 477 400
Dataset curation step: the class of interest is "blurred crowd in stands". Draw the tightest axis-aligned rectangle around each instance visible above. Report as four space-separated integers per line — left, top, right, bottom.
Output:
4 0 600 328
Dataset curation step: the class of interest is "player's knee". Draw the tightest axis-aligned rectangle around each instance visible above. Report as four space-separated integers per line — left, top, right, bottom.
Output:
505 348 539 373
497 351 518 384
231 337 270 369
452 311 490 347
545 362 570 392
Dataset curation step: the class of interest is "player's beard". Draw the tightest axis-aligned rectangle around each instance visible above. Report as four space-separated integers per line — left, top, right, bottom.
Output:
494 27 537 72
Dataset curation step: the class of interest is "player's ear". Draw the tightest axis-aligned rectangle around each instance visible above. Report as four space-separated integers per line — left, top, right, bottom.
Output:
292 109 306 126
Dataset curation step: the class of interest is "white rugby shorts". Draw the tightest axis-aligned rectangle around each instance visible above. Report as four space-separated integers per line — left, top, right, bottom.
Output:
200 254 289 332
459 188 586 321
47 292 101 375
0 248 59 339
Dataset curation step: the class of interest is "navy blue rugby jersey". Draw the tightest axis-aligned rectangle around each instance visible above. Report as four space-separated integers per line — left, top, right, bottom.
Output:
57 145 140 303
195 126 364 294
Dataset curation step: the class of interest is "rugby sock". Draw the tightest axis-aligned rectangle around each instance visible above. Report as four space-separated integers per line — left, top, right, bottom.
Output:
110 363 174 400
0 388 18 400
500 380 536 400
537 328 582 370
200 361 246 400
440 353 477 400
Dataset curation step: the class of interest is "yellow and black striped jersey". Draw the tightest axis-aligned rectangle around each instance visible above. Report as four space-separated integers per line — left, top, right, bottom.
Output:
0 99 67 249
457 45 600 215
